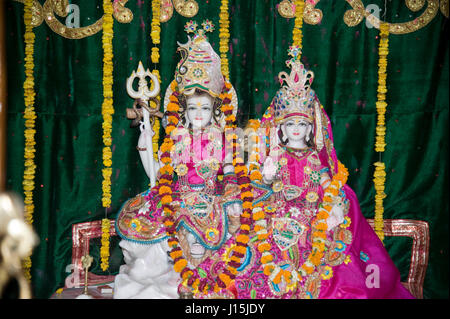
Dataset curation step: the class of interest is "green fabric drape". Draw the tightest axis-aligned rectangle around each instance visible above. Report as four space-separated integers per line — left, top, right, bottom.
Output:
4 0 448 299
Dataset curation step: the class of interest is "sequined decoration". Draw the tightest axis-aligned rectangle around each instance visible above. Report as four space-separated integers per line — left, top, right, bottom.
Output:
344 0 444 34
13 0 133 39
277 0 323 25
160 0 199 22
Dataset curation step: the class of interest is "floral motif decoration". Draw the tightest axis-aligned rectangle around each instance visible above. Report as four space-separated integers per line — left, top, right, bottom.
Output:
258 161 350 293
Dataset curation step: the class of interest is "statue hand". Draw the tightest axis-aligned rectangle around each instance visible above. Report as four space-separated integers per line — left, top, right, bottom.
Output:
262 157 277 183
227 202 242 217
326 205 344 231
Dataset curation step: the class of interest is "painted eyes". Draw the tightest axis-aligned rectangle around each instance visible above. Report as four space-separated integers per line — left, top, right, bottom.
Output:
187 106 211 112
286 122 307 127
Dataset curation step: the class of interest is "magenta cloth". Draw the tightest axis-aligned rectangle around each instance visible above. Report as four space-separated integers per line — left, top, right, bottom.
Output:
317 185 414 299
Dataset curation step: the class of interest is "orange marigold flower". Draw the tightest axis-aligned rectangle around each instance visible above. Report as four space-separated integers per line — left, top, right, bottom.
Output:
168 115 179 125
167 102 179 113
252 210 265 221
160 156 172 164
161 195 172 205
242 201 253 209
254 224 265 232
170 249 183 259
236 234 249 244
315 222 328 231
263 265 274 276
159 185 172 195
228 267 238 275
165 125 176 135
313 231 327 239
257 233 269 241
302 264 314 274
257 242 271 253
272 271 282 284
230 255 242 263
316 210 329 220
219 273 231 286
233 245 247 255
173 258 187 273
261 254 273 264
160 165 174 175
241 191 253 199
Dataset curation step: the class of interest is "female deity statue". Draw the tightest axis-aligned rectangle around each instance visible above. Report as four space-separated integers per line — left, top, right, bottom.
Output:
113 23 243 299
190 47 414 299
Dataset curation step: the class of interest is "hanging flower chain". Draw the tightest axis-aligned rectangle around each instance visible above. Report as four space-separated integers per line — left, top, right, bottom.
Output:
22 0 37 281
258 161 349 289
158 76 254 296
292 0 305 50
100 0 115 271
373 22 389 243
219 0 230 79
151 0 162 166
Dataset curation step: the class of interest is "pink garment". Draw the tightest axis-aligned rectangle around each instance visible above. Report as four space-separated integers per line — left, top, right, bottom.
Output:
192 100 415 299
319 185 413 299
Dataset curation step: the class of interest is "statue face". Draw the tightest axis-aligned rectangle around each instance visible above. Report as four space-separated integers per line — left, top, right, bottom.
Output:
281 117 312 145
186 93 214 129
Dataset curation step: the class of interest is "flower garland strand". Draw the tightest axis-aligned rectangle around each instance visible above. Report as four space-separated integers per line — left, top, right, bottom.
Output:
150 0 161 163
219 0 230 80
257 161 349 290
292 0 305 49
159 78 254 296
100 0 114 271
22 0 37 281
373 22 390 243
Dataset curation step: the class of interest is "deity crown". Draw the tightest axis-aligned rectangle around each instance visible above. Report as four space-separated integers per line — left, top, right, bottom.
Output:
273 46 316 124
174 20 224 98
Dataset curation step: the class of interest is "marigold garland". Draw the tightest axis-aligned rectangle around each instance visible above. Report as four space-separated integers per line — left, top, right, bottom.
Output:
292 0 305 49
100 0 115 271
100 218 111 271
373 162 386 242
22 0 37 281
161 76 254 295
372 22 390 242
258 161 349 290
150 1 162 165
219 0 230 79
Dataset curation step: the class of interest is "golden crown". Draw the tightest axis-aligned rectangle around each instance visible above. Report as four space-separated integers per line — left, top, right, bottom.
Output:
273 46 316 124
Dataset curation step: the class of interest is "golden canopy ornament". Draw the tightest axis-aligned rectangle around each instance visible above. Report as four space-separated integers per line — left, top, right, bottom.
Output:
13 0 199 38
160 0 199 23
13 0 133 39
277 0 323 25
278 0 448 34
344 0 448 34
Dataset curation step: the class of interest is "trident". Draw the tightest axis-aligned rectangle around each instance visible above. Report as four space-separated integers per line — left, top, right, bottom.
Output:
126 62 163 188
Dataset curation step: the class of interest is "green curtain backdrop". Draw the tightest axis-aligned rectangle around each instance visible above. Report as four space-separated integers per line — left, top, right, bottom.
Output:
4 0 448 299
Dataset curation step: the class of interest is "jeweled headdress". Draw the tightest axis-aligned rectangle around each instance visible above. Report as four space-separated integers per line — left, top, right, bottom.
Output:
163 20 238 129
273 46 316 124
174 20 224 98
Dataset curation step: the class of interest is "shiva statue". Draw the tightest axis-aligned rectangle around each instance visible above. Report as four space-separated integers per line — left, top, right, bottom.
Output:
113 22 242 299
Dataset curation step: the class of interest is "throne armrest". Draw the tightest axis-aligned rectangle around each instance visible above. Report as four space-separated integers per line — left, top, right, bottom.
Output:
366 219 430 299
